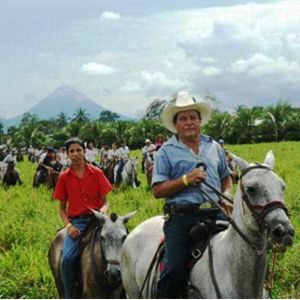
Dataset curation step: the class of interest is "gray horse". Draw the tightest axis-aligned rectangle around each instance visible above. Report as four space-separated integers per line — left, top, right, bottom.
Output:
114 158 139 188
120 151 294 298
48 210 136 298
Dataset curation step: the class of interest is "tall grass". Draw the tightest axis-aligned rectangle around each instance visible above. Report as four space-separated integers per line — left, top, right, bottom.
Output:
0 142 299 298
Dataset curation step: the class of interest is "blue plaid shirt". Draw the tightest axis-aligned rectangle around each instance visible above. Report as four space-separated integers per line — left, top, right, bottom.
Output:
152 134 230 205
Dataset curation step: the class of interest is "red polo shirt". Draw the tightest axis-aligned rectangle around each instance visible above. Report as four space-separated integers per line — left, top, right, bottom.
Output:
53 163 112 217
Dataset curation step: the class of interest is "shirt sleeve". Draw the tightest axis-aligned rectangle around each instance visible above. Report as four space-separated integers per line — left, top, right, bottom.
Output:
53 173 67 202
151 149 171 186
217 145 231 180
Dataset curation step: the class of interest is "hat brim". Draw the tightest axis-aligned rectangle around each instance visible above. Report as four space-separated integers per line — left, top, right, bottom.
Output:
161 102 212 133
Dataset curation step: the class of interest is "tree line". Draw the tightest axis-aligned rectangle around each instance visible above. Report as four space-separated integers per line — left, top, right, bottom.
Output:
0 101 299 150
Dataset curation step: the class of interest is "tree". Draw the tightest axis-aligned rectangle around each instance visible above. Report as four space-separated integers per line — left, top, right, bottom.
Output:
98 110 120 122
64 122 83 138
144 99 168 119
56 112 69 127
20 112 39 127
231 106 264 144
71 108 90 123
203 110 233 142
262 101 293 142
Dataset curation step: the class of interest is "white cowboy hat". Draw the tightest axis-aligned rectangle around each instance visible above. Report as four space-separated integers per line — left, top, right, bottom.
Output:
145 139 151 143
161 91 212 133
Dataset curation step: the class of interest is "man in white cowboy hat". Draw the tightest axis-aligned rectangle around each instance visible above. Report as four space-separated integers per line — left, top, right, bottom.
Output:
141 138 156 173
151 91 233 298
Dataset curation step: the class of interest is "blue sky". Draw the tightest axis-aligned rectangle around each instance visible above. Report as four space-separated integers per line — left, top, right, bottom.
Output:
0 0 299 119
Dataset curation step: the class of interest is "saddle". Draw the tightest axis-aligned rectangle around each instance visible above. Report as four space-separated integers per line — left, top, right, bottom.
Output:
140 215 229 298
159 217 229 272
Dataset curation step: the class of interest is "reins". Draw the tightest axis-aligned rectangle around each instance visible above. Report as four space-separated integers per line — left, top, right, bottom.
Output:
90 226 122 288
198 164 289 298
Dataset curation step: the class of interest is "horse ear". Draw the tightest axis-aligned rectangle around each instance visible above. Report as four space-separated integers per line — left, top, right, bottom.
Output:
121 210 137 224
91 209 107 223
229 152 250 171
263 150 275 170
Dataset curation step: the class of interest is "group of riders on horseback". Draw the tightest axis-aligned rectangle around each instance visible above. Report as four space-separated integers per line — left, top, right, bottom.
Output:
1 90 293 299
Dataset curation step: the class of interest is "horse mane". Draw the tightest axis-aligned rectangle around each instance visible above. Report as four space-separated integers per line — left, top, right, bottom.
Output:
110 213 118 222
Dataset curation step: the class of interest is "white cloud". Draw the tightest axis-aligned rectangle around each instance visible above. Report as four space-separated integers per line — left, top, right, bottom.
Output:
201 66 221 76
140 70 188 93
81 63 116 75
100 11 120 21
120 81 143 93
231 53 300 78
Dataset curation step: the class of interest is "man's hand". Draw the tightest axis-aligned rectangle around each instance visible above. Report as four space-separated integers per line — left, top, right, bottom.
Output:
220 195 234 216
186 168 207 185
67 224 81 238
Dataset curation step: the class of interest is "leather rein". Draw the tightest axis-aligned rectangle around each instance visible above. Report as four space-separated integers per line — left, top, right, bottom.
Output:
90 226 122 288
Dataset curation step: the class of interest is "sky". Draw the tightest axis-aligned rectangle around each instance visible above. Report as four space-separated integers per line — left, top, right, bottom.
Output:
0 0 299 119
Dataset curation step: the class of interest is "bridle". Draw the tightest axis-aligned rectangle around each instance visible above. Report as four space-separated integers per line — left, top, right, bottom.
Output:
239 165 289 230
206 164 291 298
90 226 122 288
230 164 289 254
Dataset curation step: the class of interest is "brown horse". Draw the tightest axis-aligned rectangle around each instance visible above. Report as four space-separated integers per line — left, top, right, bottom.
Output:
33 168 59 189
48 210 137 298
2 161 23 188
100 158 118 185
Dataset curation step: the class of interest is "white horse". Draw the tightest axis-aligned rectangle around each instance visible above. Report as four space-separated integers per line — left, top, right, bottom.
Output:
114 158 139 188
120 151 294 298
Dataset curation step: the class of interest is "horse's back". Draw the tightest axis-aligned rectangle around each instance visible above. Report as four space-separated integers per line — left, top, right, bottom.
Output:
121 216 164 298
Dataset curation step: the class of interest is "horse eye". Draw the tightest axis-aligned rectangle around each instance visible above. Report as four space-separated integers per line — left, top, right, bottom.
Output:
246 186 256 194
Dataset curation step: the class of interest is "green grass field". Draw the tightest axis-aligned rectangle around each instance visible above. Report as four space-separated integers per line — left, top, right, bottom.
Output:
0 142 299 298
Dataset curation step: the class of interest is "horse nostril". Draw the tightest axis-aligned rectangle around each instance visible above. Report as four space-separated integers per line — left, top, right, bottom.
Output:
289 228 295 237
273 225 285 239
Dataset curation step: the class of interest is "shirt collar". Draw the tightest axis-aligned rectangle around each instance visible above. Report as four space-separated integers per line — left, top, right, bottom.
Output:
65 163 95 176
166 134 212 149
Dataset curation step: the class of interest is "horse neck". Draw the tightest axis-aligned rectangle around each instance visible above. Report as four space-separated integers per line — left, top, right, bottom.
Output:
220 187 268 296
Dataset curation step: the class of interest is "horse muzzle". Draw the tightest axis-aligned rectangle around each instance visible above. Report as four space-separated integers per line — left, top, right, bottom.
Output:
270 223 294 248
104 269 122 284
104 263 122 285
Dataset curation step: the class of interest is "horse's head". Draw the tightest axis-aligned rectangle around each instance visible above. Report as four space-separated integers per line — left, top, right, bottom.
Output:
125 158 138 187
232 150 294 251
91 209 137 284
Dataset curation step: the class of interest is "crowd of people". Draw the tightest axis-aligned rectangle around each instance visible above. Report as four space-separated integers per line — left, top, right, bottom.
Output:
0 136 168 189
0 90 246 299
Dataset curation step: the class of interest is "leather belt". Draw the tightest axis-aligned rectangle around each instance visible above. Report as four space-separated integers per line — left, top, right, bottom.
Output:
164 202 214 215
70 214 94 220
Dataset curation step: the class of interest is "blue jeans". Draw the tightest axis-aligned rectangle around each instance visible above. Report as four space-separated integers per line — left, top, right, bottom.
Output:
36 168 47 185
62 217 91 298
115 160 125 184
157 209 227 298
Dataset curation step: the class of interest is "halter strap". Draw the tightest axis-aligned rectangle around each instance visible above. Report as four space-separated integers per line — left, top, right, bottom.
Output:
239 164 272 179
239 164 289 233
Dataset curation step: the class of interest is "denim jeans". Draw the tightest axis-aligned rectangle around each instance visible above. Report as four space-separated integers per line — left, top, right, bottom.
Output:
62 217 91 298
115 160 125 184
157 208 227 298
36 168 47 185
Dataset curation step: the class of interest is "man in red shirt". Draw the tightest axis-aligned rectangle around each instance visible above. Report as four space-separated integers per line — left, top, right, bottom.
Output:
53 137 112 298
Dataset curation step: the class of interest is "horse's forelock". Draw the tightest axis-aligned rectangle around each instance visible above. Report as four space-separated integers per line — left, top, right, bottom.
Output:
110 213 118 222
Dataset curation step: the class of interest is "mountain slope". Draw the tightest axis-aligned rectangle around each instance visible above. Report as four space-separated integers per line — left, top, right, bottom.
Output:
2 86 134 128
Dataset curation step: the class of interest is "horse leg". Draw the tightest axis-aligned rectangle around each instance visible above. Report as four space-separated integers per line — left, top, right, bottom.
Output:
15 171 23 185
